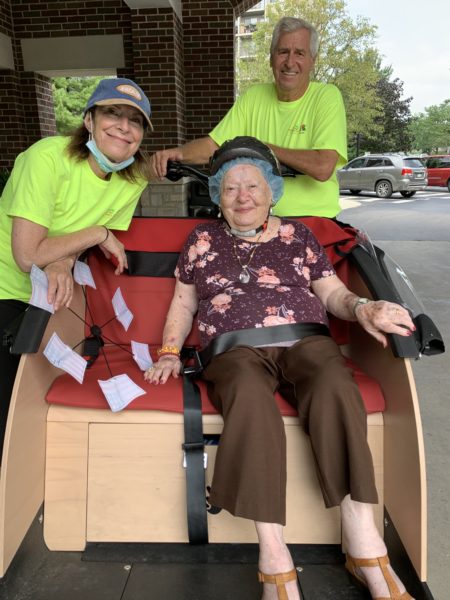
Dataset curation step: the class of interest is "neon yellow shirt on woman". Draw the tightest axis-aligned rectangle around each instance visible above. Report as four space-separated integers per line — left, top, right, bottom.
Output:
210 82 347 218
0 136 147 301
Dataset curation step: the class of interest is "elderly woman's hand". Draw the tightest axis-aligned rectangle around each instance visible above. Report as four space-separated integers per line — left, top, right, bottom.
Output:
98 229 128 275
144 355 182 385
354 300 415 348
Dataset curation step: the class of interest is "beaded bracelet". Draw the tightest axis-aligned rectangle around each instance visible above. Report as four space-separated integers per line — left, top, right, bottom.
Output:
157 345 180 357
158 353 181 360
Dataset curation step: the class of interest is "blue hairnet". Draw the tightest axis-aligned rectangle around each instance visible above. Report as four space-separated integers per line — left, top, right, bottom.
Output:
208 157 284 206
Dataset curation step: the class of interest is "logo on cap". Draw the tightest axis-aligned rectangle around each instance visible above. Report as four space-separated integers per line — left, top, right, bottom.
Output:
116 84 142 101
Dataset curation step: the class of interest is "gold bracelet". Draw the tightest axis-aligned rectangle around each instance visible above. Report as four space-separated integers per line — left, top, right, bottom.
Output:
157 345 180 357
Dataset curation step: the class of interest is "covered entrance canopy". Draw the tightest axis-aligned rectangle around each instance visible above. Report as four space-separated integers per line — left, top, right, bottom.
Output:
0 0 259 170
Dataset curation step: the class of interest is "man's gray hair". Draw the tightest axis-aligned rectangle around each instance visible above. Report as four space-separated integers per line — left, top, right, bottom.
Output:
270 16 319 59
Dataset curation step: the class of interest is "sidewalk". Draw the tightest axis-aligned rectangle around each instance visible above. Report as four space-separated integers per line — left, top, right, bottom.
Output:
376 240 450 600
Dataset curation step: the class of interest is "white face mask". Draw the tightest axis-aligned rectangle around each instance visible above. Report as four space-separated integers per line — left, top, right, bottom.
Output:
86 138 135 174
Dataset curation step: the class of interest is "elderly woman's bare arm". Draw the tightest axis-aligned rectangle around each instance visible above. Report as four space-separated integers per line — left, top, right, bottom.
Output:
144 279 199 384
312 275 415 347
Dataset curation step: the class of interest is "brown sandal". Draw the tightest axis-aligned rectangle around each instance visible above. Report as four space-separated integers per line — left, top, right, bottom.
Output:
345 554 413 599
258 568 300 600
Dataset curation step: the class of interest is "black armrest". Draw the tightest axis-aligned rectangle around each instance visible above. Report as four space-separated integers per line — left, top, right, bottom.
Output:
349 246 444 358
7 306 51 355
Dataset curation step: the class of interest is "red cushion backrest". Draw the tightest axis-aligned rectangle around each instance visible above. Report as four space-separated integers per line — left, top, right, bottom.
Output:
84 250 200 347
83 217 359 348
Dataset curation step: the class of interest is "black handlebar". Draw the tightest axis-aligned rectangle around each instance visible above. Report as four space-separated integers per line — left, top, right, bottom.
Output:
166 161 209 187
165 160 302 186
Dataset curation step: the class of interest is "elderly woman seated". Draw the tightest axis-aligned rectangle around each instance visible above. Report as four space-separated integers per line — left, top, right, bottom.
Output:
144 137 414 600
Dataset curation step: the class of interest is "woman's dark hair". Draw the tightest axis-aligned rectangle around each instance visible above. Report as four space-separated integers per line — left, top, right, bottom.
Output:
65 108 151 183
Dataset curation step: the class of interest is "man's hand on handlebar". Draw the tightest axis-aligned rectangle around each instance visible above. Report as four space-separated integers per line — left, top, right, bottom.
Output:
150 147 184 179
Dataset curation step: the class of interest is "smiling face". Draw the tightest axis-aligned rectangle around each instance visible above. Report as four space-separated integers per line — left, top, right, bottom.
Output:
270 28 315 101
84 104 144 175
220 164 273 231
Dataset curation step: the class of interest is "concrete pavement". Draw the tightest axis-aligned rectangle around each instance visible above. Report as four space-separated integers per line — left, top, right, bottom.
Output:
340 193 450 599
377 241 450 600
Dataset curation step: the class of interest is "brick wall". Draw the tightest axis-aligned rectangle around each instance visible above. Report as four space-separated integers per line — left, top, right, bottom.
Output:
0 72 25 169
183 0 236 141
0 0 12 35
35 74 57 137
10 0 132 40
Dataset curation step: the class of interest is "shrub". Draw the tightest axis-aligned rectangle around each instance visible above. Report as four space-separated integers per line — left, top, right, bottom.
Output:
0 169 10 195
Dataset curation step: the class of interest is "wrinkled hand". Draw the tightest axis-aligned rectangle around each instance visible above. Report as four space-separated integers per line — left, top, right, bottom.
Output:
150 147 184 179
98 230 127 275
144 355 182 385
355 300 415 347
44 258 75 311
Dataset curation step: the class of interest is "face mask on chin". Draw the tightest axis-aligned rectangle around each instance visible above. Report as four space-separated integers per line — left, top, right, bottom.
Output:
86 138 135 174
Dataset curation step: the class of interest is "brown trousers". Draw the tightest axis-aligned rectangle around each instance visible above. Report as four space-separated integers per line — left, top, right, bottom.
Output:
201 335 378 525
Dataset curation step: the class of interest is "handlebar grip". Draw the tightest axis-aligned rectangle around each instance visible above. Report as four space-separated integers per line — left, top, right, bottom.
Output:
280 164 302 177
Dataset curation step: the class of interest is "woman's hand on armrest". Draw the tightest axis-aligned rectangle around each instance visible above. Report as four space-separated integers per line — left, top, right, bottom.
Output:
144 355 182 385
44 257 76 311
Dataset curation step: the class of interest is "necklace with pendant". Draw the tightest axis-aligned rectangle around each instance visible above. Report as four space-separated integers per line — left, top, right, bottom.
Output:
232 231 264 284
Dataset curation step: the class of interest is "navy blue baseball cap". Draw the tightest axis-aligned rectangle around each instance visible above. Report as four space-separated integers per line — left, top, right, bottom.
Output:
84 78 153 129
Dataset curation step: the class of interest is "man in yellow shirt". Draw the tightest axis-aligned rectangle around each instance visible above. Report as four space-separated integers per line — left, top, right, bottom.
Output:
151 16 347 218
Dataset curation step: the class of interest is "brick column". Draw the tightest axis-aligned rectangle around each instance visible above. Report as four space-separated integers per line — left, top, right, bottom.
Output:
129 7 185 153
183 0 236 140
0 0 21 169
21 73 57 139
0 72 24 170
128 6 188 216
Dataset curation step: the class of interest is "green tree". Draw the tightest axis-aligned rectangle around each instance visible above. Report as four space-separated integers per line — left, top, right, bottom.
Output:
236 0 383 142
408 100 450 153
52 76 103 134
357 66 413 154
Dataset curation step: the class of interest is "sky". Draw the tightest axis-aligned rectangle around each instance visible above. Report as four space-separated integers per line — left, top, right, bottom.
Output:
344 0 450 115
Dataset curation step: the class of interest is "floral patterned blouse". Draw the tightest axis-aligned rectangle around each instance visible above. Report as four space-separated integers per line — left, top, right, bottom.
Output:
176 219 336 349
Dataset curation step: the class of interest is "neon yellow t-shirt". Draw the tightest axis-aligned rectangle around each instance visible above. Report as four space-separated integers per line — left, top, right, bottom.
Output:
0 136 147 301
209 82 347 217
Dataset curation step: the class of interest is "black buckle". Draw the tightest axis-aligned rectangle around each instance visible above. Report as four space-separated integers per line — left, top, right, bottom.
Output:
182 442 204 452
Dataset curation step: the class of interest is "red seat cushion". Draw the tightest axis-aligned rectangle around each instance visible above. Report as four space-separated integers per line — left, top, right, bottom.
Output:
46 345 385 415
47 218 384 417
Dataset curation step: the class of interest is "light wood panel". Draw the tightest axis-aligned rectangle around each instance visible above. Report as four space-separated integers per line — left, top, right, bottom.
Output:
43 409 383 548
347 271 427 580
0 285 85 576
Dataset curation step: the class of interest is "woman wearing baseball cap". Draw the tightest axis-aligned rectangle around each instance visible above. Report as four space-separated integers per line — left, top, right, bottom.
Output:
0 77 152 451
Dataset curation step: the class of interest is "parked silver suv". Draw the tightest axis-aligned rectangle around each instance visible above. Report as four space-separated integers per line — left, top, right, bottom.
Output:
337 154 428 198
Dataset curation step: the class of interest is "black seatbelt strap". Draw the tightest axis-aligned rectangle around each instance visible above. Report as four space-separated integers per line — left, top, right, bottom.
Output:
182 366 208 544
198 322 330 368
